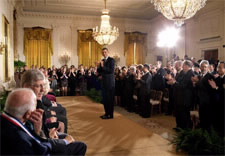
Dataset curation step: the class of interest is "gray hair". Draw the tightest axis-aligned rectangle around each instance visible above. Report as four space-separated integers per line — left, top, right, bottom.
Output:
21 69 45 87
4 88 37 119
182 60 193 67
174 60 183 66
200 60 209 67
129 66 136 73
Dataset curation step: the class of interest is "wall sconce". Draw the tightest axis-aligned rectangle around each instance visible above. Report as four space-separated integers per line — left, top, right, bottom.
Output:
111 53 120 64
0 37 6 54
59 52 71 65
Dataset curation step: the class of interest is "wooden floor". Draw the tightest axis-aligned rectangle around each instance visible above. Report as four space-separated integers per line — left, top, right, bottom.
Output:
57 96 182 156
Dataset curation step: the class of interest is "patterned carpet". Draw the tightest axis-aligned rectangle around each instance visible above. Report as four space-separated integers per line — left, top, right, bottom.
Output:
57 96 184 156
115 106 176 141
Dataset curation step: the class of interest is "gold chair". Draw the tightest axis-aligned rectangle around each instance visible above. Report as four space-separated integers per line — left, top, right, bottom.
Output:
150 90 163 115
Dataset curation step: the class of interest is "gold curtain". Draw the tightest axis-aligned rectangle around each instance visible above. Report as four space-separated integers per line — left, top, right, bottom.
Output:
124 32 147 66
24 28 53 68
78 30 103 67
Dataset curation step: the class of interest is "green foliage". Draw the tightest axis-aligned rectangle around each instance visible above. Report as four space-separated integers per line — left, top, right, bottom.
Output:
86 88 102 103
171 128 225 155
14 60 26 68
55 89 61 97
0 93 8 112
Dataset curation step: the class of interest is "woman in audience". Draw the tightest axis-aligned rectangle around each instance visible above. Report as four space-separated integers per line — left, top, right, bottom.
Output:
77 68 87 95
120 66 128 108
114 66 122 106
50 69 58 92
68 65 77 96
60 66 68 96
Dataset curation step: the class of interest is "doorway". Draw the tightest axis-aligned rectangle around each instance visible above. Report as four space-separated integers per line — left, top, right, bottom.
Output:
204 49 218 64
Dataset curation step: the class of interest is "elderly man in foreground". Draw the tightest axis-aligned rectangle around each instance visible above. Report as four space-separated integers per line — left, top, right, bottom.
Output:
1 69 87 155
0 88 52 155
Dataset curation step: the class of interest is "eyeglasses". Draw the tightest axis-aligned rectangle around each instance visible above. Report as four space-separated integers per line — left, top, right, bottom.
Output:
32 84 45 89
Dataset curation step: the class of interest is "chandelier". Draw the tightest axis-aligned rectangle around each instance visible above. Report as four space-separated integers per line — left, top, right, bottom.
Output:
150 0 207 26
93 0 119 46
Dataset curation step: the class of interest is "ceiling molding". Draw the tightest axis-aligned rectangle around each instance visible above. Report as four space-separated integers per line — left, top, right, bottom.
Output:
17 0 159 20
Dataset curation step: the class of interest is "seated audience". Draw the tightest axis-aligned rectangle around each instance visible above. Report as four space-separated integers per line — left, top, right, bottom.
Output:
20 69 87 155
1 88 52 155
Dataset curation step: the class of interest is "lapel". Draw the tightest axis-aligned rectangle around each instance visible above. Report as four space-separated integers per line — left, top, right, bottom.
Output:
104 57 110 66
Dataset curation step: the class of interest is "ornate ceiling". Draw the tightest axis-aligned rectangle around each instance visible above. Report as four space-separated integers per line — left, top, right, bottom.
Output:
17 0 159 20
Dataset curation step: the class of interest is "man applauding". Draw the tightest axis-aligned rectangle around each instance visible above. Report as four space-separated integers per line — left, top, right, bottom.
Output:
0 88 52 155
98 48 115 119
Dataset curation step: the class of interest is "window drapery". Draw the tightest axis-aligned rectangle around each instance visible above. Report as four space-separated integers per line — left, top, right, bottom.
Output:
78 30 103 67
124 32 147 66
24 27 53 68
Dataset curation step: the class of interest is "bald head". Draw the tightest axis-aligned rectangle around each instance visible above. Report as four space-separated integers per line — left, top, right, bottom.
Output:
4 88 37 120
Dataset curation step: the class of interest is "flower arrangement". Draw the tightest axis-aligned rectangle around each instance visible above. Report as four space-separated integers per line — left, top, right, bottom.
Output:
0 77 16 111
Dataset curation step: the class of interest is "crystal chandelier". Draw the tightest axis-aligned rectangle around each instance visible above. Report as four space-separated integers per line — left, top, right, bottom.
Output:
150 0 207 26
93 0 119 46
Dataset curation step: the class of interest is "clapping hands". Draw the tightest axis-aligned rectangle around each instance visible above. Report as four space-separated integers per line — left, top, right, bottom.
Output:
29 109 44 135
208 79 217 89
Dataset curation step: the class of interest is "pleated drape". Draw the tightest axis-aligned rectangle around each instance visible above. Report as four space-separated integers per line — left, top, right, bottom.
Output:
124 32 147 66
78 30 103 67
24 28 53 68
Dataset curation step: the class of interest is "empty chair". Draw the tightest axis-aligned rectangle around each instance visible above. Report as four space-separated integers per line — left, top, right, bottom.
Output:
150 90 163 115
162 88 169 113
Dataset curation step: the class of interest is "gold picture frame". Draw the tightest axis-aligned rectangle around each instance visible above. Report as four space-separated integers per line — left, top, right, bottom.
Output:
2 15 10 81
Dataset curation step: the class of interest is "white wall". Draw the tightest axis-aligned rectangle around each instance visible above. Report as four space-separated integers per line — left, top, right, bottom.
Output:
16 12 151 68
0 0 15 82
16 0 225 69
147 15 186 65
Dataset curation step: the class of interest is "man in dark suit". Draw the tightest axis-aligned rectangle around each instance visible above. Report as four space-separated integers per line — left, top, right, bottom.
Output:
97 48 115 119
169 60 194 129
137 64 152 118
209 61 225 136
151 61 167 91
0 88 52 155
1 88 87 156
192 60 214 130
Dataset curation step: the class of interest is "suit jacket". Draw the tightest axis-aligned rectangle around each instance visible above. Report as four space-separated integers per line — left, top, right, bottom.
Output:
0 114 51 155
174 69 195 108
97 57 115 89
125 73 136 96
25 120 71 154
214 75 225 104
212 75 225 135
151 68 166 90
139 72 152 95
197 72 214 107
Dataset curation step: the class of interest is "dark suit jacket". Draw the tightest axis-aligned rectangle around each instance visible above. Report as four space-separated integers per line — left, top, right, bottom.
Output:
174 69 195 108
197 72 214 107
97 57 115 89
25 121 71 154
212 75 225 135
151 68 166 90
0 114 51 155
139 72 152 95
